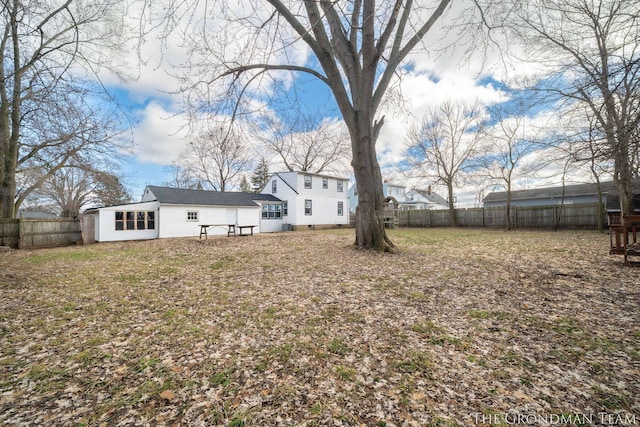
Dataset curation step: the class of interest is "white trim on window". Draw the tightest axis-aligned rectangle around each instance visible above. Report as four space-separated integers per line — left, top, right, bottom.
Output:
186 211 199 222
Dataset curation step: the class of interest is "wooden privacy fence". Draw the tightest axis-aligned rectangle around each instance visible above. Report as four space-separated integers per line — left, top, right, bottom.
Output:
397 203 603 230
0 219 82 249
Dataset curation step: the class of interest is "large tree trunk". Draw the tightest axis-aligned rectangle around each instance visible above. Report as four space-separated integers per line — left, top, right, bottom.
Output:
350 113 395 252
0 109 18 219
611 132 633 216
0 167 17 219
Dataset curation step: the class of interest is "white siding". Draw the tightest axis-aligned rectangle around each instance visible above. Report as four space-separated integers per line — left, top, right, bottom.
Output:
158 205 259 238
95 201 159 242
263 172 349 227
255 201 284 232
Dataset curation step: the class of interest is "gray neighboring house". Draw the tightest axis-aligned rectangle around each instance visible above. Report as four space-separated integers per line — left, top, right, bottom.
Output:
483 180 640 210
17 210 58 219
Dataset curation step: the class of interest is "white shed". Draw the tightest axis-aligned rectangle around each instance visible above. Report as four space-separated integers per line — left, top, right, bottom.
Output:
84 186 283 242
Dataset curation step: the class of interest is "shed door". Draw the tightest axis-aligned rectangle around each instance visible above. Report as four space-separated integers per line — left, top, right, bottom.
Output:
226 209 238 225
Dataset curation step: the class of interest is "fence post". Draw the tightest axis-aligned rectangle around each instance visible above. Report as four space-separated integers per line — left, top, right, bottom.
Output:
17 218 23 249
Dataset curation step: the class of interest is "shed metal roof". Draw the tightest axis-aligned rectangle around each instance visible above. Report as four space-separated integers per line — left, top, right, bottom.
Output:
483 181 618 203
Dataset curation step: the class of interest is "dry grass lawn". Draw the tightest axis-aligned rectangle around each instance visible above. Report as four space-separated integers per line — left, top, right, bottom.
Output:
0 228 638 426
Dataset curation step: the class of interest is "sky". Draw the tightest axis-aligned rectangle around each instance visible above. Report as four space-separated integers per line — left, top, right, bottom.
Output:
102 2 599 207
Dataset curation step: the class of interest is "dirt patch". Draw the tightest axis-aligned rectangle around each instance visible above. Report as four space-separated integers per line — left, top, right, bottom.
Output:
0 229 638 426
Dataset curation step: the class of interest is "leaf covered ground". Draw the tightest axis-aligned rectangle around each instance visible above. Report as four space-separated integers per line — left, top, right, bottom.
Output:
0 228 638 426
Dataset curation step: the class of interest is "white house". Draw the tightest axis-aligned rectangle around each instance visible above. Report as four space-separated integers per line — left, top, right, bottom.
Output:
83 186 283 242
262 171 350 230
401 188 448 210
349 181 406 213
349 182 447 212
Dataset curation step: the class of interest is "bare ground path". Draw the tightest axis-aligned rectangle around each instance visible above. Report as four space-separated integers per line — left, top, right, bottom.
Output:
0 229 638 426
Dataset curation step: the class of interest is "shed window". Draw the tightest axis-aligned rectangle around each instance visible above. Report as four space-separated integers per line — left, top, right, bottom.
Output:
115 211 124 230
137 212 146 230
126 212 135 230
187 211 198 221
147 212 155 229
115 211 155 231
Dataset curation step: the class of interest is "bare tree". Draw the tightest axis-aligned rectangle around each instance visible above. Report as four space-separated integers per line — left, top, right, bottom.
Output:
37 166 93 218
13 84 126 214
566 106 614 231
259 112 350 175
477 97 547 230
1 0 126 218
144 0 490 251
91 171 131 207
178 126 252 192
406 100 484 226
30 164 130 217
163 162 201 190
499 0 640 215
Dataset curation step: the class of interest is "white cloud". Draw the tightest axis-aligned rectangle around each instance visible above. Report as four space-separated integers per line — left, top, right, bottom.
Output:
131 102 189 164
97 2 604 208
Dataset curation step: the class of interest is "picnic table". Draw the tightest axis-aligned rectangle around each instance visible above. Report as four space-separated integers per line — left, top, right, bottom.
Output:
198 224 257 239
237 225 256 236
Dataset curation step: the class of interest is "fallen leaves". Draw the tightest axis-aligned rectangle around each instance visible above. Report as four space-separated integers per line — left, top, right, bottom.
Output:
0 228 638 425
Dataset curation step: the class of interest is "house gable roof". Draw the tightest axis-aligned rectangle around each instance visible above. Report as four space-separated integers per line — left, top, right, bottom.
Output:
272 172 298 195
146 186 282 207
406 188 448 206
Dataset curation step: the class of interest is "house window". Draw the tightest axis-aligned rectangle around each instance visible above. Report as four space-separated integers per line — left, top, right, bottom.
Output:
354 185 357 195
262 203 283 219
115 211 155 231
337 180 344 192
305 199 312 215
323 178 328 189
338 201 344 216
272 180 277 193
304 175 312 189
283 201 288 216
186 211 198 221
